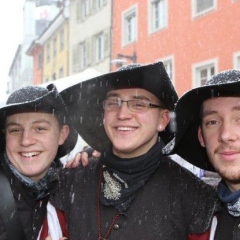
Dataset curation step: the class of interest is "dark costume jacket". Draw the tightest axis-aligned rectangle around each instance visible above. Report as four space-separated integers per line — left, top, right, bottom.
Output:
194 204 240 240
0 153 58 240
51 156 219 240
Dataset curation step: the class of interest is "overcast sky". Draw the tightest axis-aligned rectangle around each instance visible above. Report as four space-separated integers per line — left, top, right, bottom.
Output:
0 0 25 101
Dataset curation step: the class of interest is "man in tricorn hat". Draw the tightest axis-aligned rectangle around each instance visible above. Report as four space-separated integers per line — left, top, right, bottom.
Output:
50 61 218 239
172 69 240 239
0 84 79 239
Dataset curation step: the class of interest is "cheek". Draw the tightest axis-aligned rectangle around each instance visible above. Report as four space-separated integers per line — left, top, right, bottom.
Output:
5 136 17 148
140 113 159 126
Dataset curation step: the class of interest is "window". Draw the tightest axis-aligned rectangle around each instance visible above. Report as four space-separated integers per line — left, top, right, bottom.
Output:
158 56 174 84
79 42 86 69
52 73 56 81
194 61 216 87
59 29 64 51
59 67 64 78
96 0 104 9
35 0 51 7
150 0 167 32
76 0 81 21
95 33 104 62
163 59 173 81
53 37 57 58
46 43 50 63
123 6 137 45
192 0 216 17
82 0 90 18
234 52 240 70
38 52 43 68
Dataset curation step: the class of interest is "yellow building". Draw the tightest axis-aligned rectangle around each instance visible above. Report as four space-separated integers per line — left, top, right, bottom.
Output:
42 8 69 83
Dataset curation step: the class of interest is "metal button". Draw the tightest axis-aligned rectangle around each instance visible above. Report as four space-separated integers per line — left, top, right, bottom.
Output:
113 224 120 230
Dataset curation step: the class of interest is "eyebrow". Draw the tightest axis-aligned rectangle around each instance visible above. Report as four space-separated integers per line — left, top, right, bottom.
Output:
6 119 52 128
202 105 240 118
106 92 151 101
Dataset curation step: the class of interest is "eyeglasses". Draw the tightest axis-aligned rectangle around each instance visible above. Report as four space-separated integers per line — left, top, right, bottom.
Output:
103 98 164 112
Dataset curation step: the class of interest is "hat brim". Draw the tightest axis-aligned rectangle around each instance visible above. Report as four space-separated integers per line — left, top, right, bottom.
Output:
60 62 178 152
0 89 78 158
173 80 240 171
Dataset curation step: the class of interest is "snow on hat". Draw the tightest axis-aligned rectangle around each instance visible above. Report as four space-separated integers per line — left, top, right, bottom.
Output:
0 84 78 158
171 69 240 171
60 61 178 152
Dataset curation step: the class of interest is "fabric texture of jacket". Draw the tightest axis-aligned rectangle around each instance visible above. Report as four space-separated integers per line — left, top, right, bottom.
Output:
51 156 219 240
197 207 240 240
0 153 58 240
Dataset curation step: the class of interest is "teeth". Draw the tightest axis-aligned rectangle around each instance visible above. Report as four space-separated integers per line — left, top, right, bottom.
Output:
117 127 135 131
21 152 40 157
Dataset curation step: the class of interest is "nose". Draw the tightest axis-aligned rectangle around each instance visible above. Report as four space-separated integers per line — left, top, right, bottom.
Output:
116 101 132 119
20 130 36 146
218 121 237 143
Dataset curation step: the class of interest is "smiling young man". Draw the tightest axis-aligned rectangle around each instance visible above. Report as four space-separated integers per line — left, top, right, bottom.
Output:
172 70 240 239
0 84 77 240
50 62 218 240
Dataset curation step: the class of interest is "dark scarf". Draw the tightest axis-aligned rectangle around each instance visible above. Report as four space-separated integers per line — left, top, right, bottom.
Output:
100 140 164 214
4 152 56 200
217 180 240 217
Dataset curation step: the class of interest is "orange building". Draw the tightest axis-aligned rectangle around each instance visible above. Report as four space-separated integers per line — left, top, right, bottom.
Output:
111 0 240 96
26 43 43 85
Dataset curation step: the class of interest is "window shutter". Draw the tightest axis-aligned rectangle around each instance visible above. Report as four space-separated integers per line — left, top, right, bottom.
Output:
86 37 92 66
104 29 111 57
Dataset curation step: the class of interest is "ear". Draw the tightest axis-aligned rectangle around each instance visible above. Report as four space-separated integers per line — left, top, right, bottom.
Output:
58 125 70 145
198 126 206 147
157 110 170 132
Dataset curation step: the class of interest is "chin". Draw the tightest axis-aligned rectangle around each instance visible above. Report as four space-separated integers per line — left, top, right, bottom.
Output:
220 170 240 184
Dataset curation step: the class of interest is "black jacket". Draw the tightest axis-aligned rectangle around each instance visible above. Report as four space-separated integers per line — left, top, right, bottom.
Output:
51 156 219 240
0 153 58 240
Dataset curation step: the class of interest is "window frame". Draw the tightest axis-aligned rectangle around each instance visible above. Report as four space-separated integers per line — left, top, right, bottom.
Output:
233 52 240 70
53 37 57 58
192 0 217 18
158 55 175 84
192 59 218 87
95 32 104 62
59 28 64 52
149 0 167 34
79 41 87 69
122 5 137 46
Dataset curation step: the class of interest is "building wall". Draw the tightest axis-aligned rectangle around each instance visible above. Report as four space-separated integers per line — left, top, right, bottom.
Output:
43 18 69 82
31 45 44 85
68 0 112 75
112 0 240 96
8 0 61 93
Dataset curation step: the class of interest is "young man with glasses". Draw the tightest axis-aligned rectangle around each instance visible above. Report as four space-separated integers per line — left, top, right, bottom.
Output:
49 62 218 239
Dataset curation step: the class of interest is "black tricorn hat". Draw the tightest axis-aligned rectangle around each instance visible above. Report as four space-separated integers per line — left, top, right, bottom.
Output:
172 70 240 171
60 61 178 152
0 84 78 158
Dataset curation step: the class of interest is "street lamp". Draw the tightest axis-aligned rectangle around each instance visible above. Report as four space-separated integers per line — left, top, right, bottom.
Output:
112 51 137 68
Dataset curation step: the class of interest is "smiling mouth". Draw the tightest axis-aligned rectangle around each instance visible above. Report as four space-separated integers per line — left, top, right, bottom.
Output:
21 152 41 158
117 127 137 131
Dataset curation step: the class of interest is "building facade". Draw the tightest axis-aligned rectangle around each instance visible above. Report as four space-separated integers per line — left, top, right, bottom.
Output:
69 0 112 75
112 0 240 96
8 0 60 93
8 0 240 96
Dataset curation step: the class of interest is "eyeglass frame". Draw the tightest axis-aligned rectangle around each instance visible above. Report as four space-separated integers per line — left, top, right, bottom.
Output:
103 98 165 112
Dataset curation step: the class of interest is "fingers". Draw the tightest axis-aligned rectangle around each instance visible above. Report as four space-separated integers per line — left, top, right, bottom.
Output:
92 150 101 158
80 151 90 167
64 148 101 169
65 156 80 168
